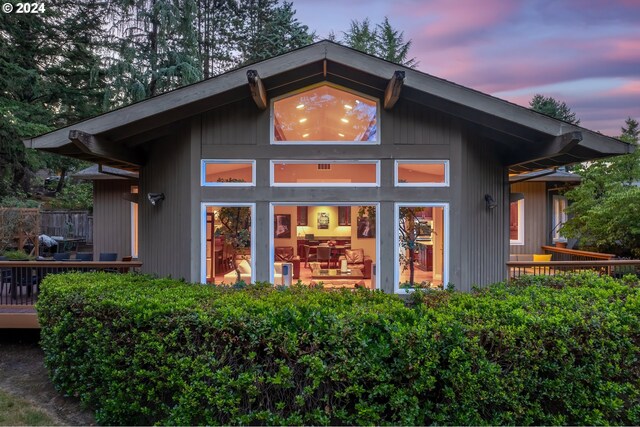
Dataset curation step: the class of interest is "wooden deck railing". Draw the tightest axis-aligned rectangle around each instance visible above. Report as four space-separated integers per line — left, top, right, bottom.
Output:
508 259 640 280
0 261 142 305
541 245 616 261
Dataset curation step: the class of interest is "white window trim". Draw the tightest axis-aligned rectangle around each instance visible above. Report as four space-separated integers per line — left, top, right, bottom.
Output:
394 160 450 187
394 203 450 294
552 195 568 242
270 160 381 187
270 82 381 145
130 202 138 259
200 202 256 284
201 159 256 187
269 202 380 290
510 199 525 246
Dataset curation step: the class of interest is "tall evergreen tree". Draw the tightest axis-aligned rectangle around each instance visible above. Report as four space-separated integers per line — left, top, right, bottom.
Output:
340 17 418 67
0 0 104 198
236 0 314 65
103 0 203 107
530 94 580 125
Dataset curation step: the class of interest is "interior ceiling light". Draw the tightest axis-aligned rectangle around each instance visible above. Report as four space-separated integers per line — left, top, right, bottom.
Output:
341 118 349 123
299 118 307 123
344 104 353 109
296 104 305 109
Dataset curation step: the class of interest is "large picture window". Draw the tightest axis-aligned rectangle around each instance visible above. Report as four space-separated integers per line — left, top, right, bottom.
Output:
271 160 379 186
272 83 378 144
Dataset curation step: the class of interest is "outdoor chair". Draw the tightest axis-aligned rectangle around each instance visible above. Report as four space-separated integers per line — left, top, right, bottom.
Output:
76 252 93 261
53 252 71 261
98 253 118 261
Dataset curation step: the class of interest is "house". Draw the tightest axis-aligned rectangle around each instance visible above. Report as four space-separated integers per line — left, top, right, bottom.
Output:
24 41 633 292
509 169 582 255
72 164 139 261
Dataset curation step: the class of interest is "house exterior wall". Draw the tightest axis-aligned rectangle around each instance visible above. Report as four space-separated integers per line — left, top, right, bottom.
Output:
138 123 200 280
190 94 507 291
92 180 133 260
510 181 547 254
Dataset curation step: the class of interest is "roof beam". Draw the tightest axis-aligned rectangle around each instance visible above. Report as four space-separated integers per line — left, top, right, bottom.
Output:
247 70 267 110
508 131 583 168
69 130 144 167
384 71 404 110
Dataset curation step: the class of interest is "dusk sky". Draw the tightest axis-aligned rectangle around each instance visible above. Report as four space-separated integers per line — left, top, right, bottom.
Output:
293 0 640 137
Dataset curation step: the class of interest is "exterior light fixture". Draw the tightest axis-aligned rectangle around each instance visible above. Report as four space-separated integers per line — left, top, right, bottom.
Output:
296 104 305 109
148 192 165 206
344 104 353 109
302 133 309 138
338 133 345 137
341 118 349 123
299 118 307 123
484 194 497 209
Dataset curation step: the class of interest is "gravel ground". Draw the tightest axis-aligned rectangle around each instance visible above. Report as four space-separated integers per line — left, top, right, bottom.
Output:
0 330 95 426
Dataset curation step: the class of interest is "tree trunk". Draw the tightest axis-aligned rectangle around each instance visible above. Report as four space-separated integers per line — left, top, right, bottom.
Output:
408 248 415 285
55 168 67 194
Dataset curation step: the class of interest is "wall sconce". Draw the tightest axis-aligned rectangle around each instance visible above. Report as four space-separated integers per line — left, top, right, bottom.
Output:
147 192 165 206
484 194 497 210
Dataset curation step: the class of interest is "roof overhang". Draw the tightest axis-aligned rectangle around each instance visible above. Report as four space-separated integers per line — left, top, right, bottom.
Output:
23 41 634 173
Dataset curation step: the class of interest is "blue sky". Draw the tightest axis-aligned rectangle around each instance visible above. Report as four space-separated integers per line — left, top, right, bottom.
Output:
292 0 640 136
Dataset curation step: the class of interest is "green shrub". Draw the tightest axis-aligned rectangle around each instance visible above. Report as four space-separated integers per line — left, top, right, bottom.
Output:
37 272 640 425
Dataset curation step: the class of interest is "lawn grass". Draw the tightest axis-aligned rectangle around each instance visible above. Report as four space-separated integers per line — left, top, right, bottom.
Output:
0 389 58 426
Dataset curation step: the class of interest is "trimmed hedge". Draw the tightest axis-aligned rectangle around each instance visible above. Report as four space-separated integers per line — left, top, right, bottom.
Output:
37 272 640 425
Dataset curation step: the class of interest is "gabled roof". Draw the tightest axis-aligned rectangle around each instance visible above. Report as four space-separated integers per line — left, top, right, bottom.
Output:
24 40 633 172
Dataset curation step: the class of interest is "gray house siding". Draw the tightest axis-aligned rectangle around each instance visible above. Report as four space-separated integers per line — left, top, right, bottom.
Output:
93 180 132 260
510 181 547 254
139 125 199 280
458 134 508 290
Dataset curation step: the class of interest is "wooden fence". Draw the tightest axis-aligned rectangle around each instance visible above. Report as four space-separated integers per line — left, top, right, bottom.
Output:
40 210 93 244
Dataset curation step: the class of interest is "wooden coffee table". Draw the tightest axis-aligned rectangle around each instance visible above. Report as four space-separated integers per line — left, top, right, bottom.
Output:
311 268 363 280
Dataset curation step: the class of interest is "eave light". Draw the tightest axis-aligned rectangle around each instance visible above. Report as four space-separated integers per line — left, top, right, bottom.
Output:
341 118 349 123
296 104 305 109
299 118 307 123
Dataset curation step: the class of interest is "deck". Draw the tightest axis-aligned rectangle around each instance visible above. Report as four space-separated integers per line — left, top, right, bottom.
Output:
0 261 141 328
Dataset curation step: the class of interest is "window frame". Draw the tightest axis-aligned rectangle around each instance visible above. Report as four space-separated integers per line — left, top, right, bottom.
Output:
394 160 450 187
509 199 525 246
269 202 381 290
270 160 381 187
394 202 450 294
200 202 256 284
201 159 256 187
270 82 381 145
552 195 568 242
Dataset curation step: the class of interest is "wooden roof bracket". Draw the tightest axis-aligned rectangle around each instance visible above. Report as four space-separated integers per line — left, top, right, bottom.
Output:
69 130 143 167
508 131 583 169
384 70 405 110
247 70 267 110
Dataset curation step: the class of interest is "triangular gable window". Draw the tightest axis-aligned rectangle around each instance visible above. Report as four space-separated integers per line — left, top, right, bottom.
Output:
272 83 378 144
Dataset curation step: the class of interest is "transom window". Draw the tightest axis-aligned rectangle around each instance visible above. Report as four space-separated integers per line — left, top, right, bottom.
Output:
395 161 449 186
272 83 378 144
271 160 380 186
201 160 255 186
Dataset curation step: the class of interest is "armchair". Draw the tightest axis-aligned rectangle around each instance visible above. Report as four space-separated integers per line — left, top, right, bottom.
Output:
274 246 300 279
338 248 372 279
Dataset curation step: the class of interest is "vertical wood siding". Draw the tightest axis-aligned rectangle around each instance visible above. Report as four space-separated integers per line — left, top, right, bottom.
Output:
509 182 547 254
93 180 132 259
458 132 508 290
139 125 194 280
